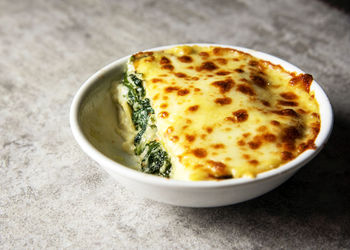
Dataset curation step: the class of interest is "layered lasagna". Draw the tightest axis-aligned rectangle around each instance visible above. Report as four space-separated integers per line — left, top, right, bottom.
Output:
111 45 320 181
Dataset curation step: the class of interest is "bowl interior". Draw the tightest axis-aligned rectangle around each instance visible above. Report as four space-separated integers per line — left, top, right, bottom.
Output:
73 44 333 185
78 57 137 169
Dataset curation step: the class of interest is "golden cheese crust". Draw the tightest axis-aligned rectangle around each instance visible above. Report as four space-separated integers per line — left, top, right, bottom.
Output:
132 46 320 180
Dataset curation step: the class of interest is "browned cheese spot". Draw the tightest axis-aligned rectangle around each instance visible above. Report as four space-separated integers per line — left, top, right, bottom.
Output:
213 47 233 56
298 139 316 153
159 111 169 118
207 160 232 179
178 55 193 63
281 126 303 151
134 51 153 59
193 164 203 169
250 75 268 88
248 140 262 150
216 71 230 76
194 88 201 92
237 140 245 146
263 133 277 142
233 109 249 122
261 100 270 107
237 84 255 96
249 60 259 66
211 79 235 94
312 112 320 119
298 109 307 114
188 105 199 112
213 47 222 55
153 94 159 100
278 100 298 106
206 127 213 133
289 73 313 92
282 126 302 142
272 109 299 117
161 64 174 71
257 125 267 132
243 154 250 159
280 92 298 100
211 143 225 149
186 119 192 124
178 89 190 96
312 122 320 136
243 133 251 138
249 160 259 165
160 56 171 65
174 72 187 78
199 52 209 57
235 68 245 73
298 142 308 152
207 160 227 172
192 76 199 81
216 58 227 65
163 96 168 100
185 134 196 142
160 103 168 108
281 151 294 161
165 86 179 93
271 120 280 126
197 61 218 71
145 56 155 62
152 78 163 83
215 97 232 105
192 148 207 158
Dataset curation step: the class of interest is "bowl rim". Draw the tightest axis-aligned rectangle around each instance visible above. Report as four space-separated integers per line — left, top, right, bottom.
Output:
70 43 333 188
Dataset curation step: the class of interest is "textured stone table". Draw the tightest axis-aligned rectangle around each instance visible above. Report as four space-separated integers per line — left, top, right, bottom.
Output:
1 0 349 249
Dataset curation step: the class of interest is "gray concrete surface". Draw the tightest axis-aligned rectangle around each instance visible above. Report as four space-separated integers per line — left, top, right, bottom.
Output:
1 0 349 249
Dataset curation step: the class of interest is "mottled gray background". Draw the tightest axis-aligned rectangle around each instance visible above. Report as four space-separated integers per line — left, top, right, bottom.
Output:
1 0 349 249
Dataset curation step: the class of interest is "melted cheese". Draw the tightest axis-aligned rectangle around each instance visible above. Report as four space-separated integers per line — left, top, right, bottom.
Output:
126 45 320 180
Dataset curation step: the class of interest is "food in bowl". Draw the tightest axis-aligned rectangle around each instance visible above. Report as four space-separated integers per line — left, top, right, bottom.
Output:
71 43 332 206
111 45 321 181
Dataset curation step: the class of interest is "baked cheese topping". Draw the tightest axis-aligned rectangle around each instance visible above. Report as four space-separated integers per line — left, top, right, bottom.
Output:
113 45 320 181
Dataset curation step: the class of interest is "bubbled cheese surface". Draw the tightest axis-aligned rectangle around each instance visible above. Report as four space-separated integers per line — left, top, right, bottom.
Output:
131 46 320 180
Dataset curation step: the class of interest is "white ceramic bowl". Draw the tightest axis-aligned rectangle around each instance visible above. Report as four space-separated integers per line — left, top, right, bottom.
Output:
70 44 333 207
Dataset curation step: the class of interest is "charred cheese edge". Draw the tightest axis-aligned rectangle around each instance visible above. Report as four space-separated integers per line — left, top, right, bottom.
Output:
112 45 321 181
